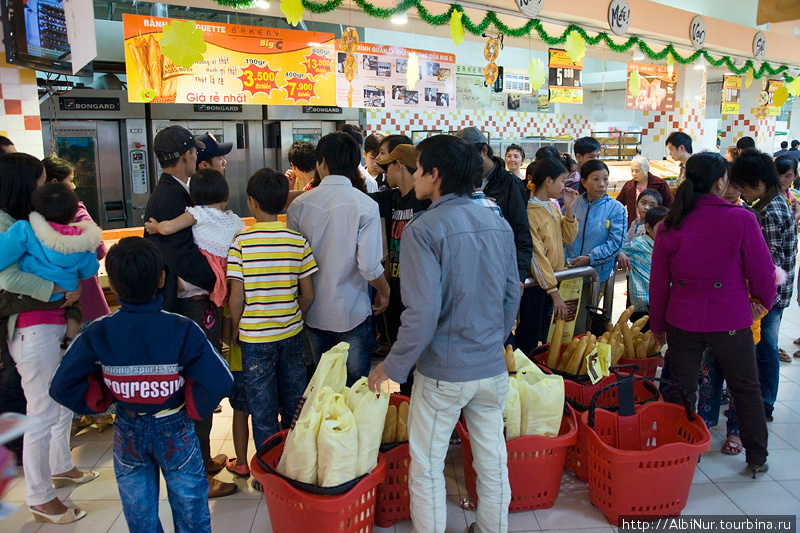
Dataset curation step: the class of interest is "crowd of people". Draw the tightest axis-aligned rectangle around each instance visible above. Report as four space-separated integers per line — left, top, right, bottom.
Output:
0 125 798 533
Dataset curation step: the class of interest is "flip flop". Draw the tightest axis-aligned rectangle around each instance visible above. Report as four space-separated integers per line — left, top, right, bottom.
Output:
721 438 742 455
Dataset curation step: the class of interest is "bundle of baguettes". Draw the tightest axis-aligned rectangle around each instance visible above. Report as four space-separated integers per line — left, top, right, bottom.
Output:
381 400 409 444
603 306 663 366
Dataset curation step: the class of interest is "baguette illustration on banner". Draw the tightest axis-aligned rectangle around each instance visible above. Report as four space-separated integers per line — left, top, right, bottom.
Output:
545 276 583 344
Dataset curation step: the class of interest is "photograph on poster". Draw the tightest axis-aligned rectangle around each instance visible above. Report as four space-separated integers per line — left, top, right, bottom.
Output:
436 93 450 107
392 85 405 99
437 68 451 82
404 91 419 104
425 87 438 101
364 85 385 107
377 62 391 77
426 62 440 76
396 58 408 73
363 55 379 71
336 52 349 73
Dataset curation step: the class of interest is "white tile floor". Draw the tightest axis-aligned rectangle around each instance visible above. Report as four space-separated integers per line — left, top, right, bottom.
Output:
3 277 800 532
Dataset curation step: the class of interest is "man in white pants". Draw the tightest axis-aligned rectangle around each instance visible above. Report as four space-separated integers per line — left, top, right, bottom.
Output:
369 134 521 533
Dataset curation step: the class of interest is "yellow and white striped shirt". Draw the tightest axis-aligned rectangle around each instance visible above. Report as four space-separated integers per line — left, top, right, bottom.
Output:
226 222 318 343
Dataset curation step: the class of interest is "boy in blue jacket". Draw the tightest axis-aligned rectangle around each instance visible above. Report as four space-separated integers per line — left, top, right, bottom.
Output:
50 237 234 533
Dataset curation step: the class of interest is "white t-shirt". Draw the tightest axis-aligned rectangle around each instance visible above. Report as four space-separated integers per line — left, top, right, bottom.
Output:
186 205 246 258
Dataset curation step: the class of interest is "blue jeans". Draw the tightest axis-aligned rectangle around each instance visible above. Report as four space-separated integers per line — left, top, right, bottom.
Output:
756 306 784 417
306 317 378 386
114 409 210 533
241 332 306 448
697 349 740 436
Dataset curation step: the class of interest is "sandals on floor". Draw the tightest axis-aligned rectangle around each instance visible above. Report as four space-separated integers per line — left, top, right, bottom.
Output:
779 348 792 363
794 338 800 347
721 438 743 455
225 457 250 478
747 462 769 479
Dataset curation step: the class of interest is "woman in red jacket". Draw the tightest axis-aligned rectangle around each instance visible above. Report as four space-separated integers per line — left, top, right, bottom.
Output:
649 152 776 477
616 155 673 230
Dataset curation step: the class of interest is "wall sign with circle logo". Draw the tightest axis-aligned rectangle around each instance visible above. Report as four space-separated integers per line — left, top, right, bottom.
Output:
608 0 630 36
516 0 545 18
690 15 706 50
753 31 766 60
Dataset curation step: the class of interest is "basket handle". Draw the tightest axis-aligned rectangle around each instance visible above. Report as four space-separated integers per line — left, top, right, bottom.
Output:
587 376 694 429
255 432 285 474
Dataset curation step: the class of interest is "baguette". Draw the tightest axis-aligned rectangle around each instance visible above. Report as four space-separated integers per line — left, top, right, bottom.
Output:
564 335 589 373
504 344 515 372
609 338 623 366
634 338 646 359
621 322 635 359
396 401 409 442
632 315 649 331
559 337 581 370
383 404 397 443
546 319 566 368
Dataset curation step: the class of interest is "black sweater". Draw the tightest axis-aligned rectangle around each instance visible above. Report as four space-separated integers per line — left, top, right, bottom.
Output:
143 174 216 312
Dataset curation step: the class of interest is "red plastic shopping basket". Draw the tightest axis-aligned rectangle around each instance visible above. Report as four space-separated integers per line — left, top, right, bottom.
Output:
580 377 711 525
375 394 411 528
251 430 387 533
616 355 664 377
456 404 578 511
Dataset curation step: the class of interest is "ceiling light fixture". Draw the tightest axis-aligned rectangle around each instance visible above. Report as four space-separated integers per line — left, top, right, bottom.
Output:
254 0 270 8
391 12 408 24
694 55 706 70
632 49 645 61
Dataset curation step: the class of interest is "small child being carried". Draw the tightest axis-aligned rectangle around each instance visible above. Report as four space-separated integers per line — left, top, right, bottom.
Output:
145 169 244 307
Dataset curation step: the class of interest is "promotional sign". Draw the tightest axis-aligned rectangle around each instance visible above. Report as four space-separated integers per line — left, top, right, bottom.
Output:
767 79 785 116
456 65 507 111
335 42 455 111
721 75 741 115
122 14 336 105
753 31 767 60
608 0 631 36
516 0 545 18
625 63 677 112
689 15 706 50
548 50 582 104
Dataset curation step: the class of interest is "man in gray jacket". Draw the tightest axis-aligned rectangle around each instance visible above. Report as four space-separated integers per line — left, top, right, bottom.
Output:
369 135 520 533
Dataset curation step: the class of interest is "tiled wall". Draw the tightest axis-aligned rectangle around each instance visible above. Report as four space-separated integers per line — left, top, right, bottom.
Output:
639 101 707 160
719 113 777 153
362 109 592 141
0 42 43 158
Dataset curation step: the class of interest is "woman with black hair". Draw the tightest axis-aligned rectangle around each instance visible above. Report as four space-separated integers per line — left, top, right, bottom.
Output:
0 153 96 523
649 152 776 477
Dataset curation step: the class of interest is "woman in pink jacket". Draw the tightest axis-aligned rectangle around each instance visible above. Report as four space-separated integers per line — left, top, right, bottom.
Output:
649 152 776 477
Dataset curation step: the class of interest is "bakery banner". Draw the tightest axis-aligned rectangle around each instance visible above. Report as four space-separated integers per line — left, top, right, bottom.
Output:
335 43 455 111
721 75 741 115
626 63 677 112
548 50 582 104
122 14 335 105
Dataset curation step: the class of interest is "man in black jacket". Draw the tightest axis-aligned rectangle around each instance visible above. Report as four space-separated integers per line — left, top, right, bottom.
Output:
144 125 236 498
455 127 533 284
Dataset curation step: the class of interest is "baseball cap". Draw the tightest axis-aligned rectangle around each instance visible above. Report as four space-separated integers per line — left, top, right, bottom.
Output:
196 132 233 163
455 126 488 145
377 144 417 171
153 126 205 162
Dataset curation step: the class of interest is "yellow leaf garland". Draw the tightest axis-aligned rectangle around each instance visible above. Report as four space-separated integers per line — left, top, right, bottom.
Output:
527 58 546 92
407 52 420 90
745 68 754 89
450 9 464 46
773 86 789 107
629 69 640 98
281 0 304 27
667 53 674 76
787 76 800 97
564 31 585 64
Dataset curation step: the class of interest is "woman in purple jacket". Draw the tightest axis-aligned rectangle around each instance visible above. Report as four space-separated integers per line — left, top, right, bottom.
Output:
650 152 776 477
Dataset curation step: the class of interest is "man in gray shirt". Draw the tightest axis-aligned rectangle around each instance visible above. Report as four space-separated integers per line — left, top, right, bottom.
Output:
369 135 520 533
287 132 390 386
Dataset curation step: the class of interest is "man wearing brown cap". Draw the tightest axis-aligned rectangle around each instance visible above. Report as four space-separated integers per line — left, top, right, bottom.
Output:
369 144 430 395
144 125 237 498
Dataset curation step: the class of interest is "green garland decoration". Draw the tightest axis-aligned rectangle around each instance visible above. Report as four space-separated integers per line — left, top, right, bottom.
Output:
213 0 796 82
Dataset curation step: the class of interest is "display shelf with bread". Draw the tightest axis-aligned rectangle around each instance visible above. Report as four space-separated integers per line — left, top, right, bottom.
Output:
593 131 641 161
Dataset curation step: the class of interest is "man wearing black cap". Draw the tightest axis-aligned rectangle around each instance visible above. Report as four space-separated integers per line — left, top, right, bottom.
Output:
144 125 237 498
455 127 532 286
195 132 233 174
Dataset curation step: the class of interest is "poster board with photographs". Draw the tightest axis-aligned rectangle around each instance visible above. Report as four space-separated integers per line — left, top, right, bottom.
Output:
625 63 677 112
335 42 455 110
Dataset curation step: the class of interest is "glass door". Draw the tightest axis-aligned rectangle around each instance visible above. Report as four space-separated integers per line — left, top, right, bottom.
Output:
55 136 101 224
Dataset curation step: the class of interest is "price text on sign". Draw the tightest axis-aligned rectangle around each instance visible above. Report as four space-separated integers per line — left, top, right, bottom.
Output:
721 103 739 114
238 63 281 96
303 52 333 77
285 76 319 103
549 87 583 104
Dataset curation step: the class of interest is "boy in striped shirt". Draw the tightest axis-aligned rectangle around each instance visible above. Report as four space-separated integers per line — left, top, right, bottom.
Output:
227 169 318 449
